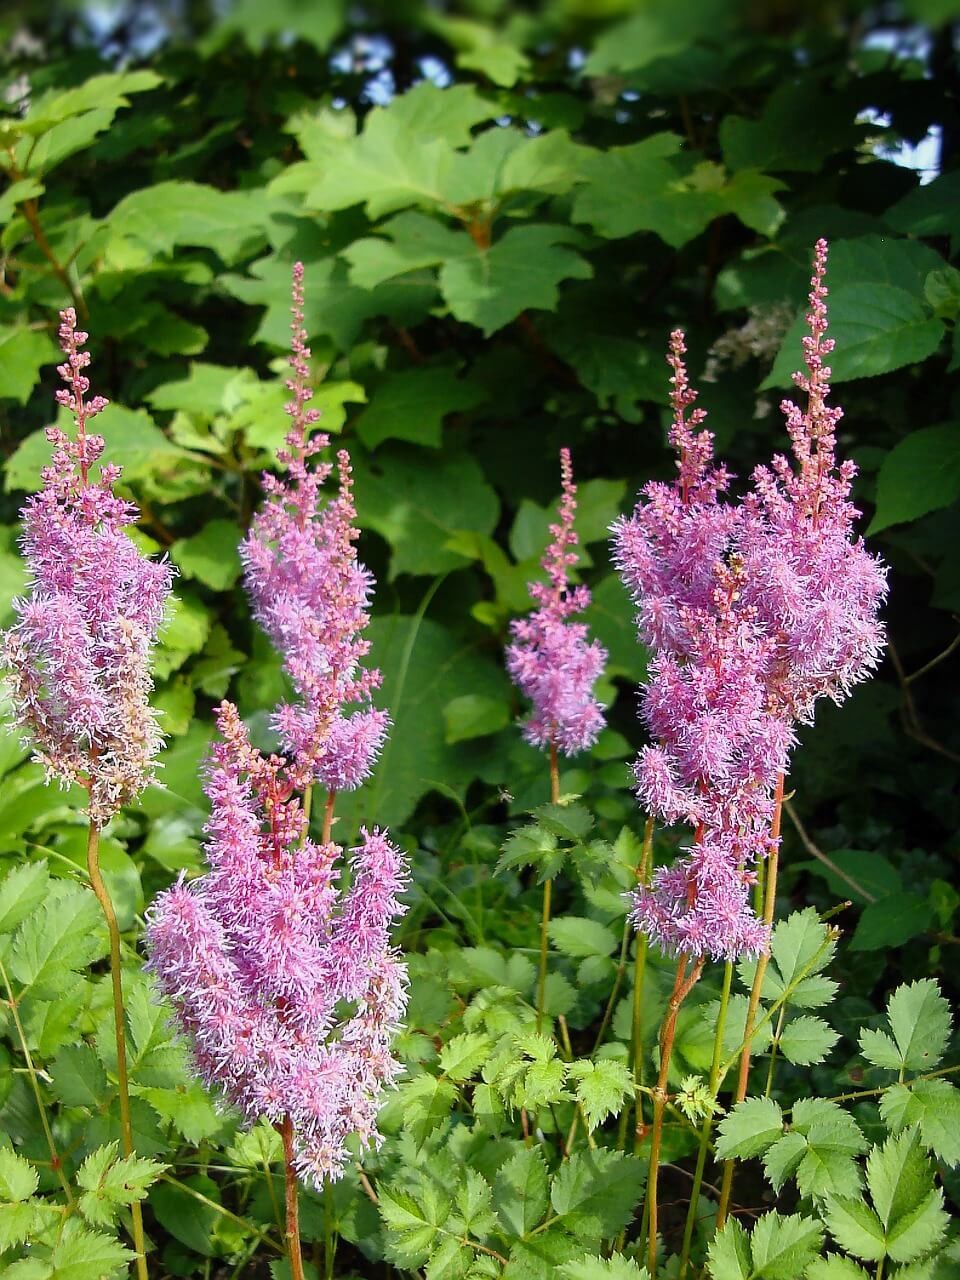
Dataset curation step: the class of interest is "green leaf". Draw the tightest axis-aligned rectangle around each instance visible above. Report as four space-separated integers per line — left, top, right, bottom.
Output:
805 1260 870 1280
548 916 618 959
796 849 901 908
44 1220 133 1279
344 211 472 289
379 1184 448 1267
493 1146 549 1237
438 1031 492 1082
572 134 719 248
765 1099 867 1201
440 225 592 336
0 860 49 934
867 1128 947 1260
868 425 960 533
495 824 560 879
141 1083 226 1145
749 1212 822 1277
568 1059 633 1131
880 1079 960 1166
0 327 59 404
855 896 936 957
170 520 243 590
739 907 836 1005
559 1258 649 1279
443 694 509 744
77 1142 165 1227
823 1197 887 1263
764 284 944 387
716 1098 785 1160
356 363 486 449
107 180 268 264
0 1148 39 1201
353 446 499 579
49 1043 109 1108
859 979 952 1073
549 1149 645 1241
150 1176 220 1257
533 803 594 841
706 1218 752 1280
397 1075 457 1149
777 1015 839 1066
9 882 107 998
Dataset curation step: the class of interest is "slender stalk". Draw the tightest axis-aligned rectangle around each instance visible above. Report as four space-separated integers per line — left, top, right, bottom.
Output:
646 955 706 1276
716 771 785 1230
624 817 655 1154
321 789 336 845
764 1006 788 1098
536 745 561 1032
86 820 148 1280
678 960 733 1278
324 1180 336 1280
0 955 74 1205
279 1115 306 1280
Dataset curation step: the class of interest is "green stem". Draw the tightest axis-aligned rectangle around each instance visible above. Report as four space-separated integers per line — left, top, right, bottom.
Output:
716 771 785 1230
324 1179 336 1280
536 745 560 1033
678 959 733 1279
625 817 654 1155
0 955 74 1205
86 820 149 1280
765 1005 787 1098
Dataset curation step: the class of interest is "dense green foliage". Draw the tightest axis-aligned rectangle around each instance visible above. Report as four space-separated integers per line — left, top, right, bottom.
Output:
1 1 960 1277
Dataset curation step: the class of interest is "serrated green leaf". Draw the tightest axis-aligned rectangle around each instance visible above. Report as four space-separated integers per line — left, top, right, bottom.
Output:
398 1075 457 1149
0 1148 39 1201
549 1149 645 1242
749 1211 822 1277
438 1031 492 1082
559 1257 650 1279
49 1043 109 1108
44 1218 134 1279
860 980 952 1073
823 1197 887 1262
805 1258 870 1280
850 895 933 952
706 1217 752 1280
379 1185 449 1267
141 1083 226 1145
533 802 594 841
77 1142 165 1227
568 1059 633 1131
0 860 49 934
879 1078 960 1165
9 882 107 998
0 328 59 404
778 1015 839 1066
493 1146 549 1236
716 1097 784 1160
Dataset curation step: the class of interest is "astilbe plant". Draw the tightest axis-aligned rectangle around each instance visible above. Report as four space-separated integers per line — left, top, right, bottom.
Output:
506 446 607 1027
0 309 174 1280
613 241 887 1273
146 264 407 1280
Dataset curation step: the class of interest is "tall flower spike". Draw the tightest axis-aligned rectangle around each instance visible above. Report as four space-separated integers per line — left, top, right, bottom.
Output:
506 448 607 756
149 263 408 1191
240 265 388 788
613 241 886 962
1 309 174 825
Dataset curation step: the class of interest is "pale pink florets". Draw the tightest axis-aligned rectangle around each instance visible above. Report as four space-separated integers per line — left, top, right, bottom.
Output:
1 309 174 824
240 262 388 789
146 702 408 1186
615 243 886 961
506 448 607 756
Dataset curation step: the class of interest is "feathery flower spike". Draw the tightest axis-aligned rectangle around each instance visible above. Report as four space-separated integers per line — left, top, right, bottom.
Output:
613 243 886 962
148 264 408 1190
240 262 388 788
506 448 607 756
1 308 174 825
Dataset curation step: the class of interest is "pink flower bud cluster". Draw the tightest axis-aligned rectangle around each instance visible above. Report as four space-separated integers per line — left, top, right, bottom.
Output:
506 448 607 756
1 309 174 825
240 262 388 791
613 242 886 961
145 703 407 1186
